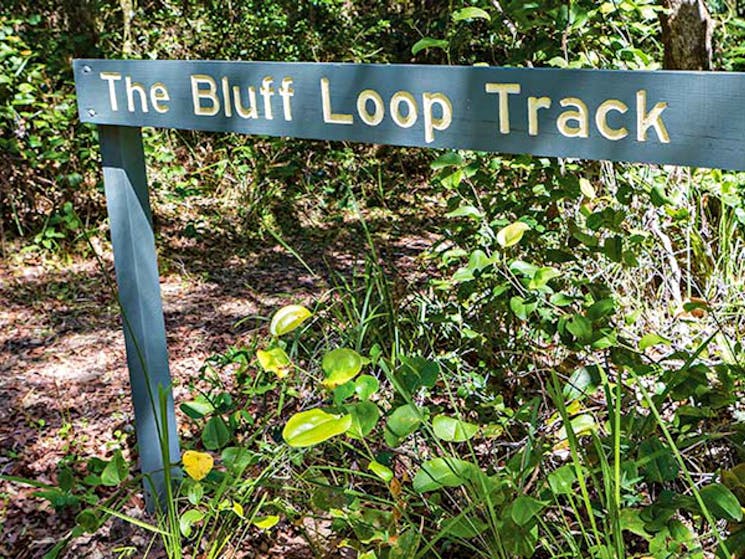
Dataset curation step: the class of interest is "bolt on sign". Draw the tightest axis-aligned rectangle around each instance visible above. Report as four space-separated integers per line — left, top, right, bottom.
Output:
73 58 745 504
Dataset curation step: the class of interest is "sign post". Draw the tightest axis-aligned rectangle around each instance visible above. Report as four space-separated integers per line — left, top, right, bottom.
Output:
73 58 745 504
99 124 180 507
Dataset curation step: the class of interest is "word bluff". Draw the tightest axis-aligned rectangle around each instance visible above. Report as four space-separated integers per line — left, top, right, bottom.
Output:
98 71 671 144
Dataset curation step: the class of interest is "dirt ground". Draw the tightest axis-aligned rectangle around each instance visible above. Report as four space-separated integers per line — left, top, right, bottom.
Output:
0 199 437 558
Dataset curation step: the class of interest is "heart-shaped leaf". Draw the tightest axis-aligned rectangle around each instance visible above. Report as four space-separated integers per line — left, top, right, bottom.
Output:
182 450 214 481
257 346 291 377
201 416 231 450
368 460 394 483
322 348 365 388
253 515 280 530
270 304 311 337
385 404 425 447
413 457 477 492
432 415 478 442
180 509 204 538
282 409 352 447
347 401 381 439
497 221 530 248
101 451 128 487
354 375 380 400
511 495 546 526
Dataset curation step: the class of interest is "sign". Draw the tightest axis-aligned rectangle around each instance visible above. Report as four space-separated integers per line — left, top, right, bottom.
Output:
75 59 745 170
72 59 745 506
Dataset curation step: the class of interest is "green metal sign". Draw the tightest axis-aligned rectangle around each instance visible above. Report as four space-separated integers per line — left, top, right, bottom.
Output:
72 58 745 504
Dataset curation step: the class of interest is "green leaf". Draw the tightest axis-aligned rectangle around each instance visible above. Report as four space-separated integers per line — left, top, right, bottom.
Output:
497 221 530 248
563 366 600 401
368 461 394 483
201 416 231 450
412 457 477 492
354 375 380 401
221 446 255 473
511 495 546 526
638 438 679 483
411 37 449 56
322 348 365 388
389 529 420 559
385 404 425 447
432 415 478 442
603 235 622 262
185 480 204 506
180 509 204 538
700 483 743 522
348 401 381 438
270 304 311 336
101 451 128 487
180 396 214 420
445 205 482 219
556 414 597 440
548 465 576 496
510 296 537 320
430 151 463 169
75 509 99 533
441 514 488 538
586 298 615 321
256 346 291 377
567 314 593 344
282 408 352 447
639 332 670 351
452 7 491 22
528 266 560 289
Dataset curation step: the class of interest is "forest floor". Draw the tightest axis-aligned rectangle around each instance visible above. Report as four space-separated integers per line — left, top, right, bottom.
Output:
0 185 440 558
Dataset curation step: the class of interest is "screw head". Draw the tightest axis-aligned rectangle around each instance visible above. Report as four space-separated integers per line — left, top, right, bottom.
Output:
87 108 96 117
82 65 92 74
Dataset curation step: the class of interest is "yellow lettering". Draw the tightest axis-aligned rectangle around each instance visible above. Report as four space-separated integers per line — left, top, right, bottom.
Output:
149 82 170 114
422 92 453 143
356 89 384 126
279 77 294 121
485 83 521 134
233 86 258 119
528 96 551 136
221 77 232 117
125 76 148 113
595 99 628 141
99 72 121 112
636 90 670 143
320 77 353 124
190 74 220 116
390 91 417 128
260 77 275 120
557 97 589 138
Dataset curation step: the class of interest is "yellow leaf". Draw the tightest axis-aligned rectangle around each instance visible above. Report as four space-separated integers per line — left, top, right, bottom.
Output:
257 347 291 378
270 304 312 336
182 450 214 481
579 178 596 199
253 515 280 530
496 221 530 248
232 502 244 518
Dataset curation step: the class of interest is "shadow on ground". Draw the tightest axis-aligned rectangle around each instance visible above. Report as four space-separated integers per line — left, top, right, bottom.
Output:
0 198 441 558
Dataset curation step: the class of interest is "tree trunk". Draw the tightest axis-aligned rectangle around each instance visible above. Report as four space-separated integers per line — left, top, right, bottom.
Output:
659 0 713 70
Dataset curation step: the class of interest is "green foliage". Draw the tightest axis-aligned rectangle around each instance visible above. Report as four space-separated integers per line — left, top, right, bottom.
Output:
5 1 745 558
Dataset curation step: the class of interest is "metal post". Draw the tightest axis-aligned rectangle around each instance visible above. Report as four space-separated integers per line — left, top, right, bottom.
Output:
98 124 179 508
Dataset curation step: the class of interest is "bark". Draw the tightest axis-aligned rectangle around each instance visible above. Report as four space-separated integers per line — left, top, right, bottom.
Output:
659 0 713 70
